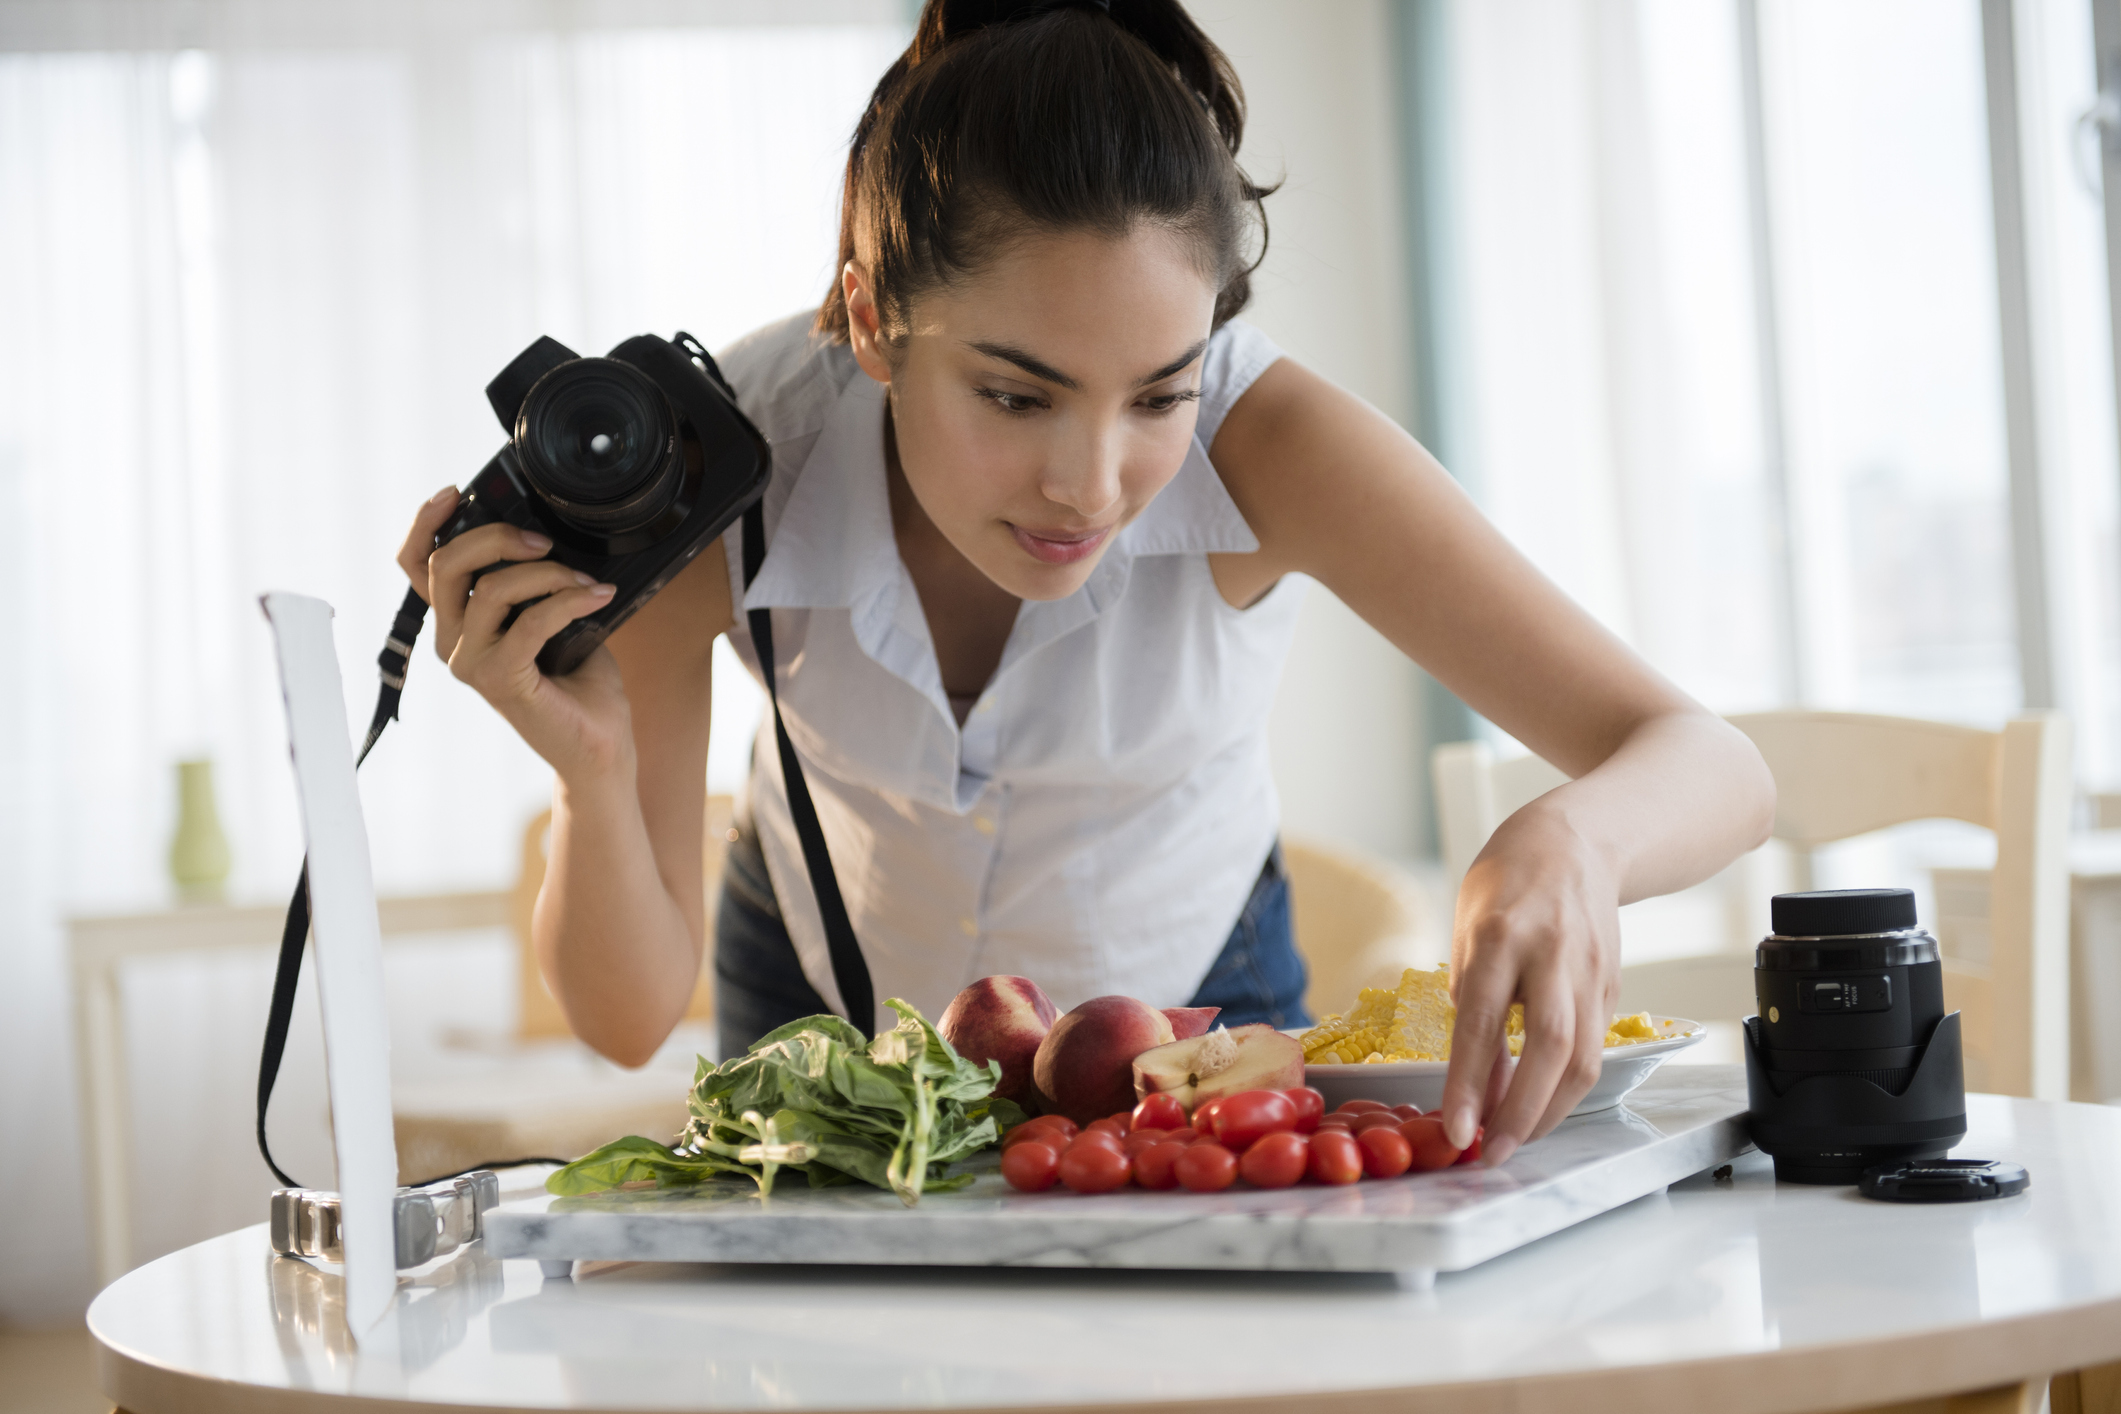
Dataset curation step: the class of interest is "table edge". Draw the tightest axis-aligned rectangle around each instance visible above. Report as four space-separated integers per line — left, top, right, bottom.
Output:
93 1281 2121 1414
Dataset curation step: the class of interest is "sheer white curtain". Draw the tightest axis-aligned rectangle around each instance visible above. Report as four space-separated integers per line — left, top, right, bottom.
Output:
0 5 905 1321
1429 0 2115 933
1437 0 2114 744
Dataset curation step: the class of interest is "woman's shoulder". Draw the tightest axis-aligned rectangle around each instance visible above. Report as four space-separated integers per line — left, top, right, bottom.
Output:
714 310 863 448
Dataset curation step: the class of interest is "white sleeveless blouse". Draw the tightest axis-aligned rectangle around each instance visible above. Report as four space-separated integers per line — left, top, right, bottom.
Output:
715 312 1302 1033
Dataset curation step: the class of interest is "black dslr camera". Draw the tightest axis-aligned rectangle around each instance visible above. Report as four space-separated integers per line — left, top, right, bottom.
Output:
436 331 771 676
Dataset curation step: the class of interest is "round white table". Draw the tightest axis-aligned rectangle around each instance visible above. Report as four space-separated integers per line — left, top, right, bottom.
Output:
89 1088 2121 1414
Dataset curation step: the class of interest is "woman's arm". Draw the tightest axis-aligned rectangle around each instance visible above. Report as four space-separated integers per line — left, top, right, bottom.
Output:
398 492 733 1065
537 543 732 1065
1209 358 1775 1165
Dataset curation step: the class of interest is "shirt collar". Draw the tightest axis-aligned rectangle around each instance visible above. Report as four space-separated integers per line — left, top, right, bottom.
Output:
748 377 1261 612
744 375 1263 715
742 373 897 614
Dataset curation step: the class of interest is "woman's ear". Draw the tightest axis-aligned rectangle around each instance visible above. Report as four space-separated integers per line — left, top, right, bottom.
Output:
843 263 892 385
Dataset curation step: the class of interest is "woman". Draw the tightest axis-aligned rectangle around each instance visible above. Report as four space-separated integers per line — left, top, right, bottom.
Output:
398 0 1774 1167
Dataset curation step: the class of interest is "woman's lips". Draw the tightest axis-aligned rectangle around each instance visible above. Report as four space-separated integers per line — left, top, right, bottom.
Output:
1010 523 1110 565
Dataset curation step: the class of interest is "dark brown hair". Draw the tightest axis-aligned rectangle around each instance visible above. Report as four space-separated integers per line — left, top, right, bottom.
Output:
817 0 1272 343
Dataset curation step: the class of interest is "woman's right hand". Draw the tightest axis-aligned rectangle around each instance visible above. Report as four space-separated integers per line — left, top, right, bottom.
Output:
397 485 632 781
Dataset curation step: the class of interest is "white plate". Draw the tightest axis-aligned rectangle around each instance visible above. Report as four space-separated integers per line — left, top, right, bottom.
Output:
1297 1017 1706 1118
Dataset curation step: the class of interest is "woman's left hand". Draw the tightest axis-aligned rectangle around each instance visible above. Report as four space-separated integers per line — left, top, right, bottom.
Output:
1438 799 1624 1168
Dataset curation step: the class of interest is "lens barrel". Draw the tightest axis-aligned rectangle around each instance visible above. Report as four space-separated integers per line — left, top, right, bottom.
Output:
1744 889 1966 1184
513 358 685 537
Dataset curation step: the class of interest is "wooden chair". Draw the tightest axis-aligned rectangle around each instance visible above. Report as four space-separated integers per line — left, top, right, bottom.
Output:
390 794 734 1182
1282 837 1442 1021
1429 711 2074 1100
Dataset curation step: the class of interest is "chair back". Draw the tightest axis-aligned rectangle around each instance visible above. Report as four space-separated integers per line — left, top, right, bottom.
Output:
1429 711 2073 1098
1282 839 1439 1021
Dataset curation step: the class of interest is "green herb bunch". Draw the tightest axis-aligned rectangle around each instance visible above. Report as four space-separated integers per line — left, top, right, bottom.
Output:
546 998 1025 1206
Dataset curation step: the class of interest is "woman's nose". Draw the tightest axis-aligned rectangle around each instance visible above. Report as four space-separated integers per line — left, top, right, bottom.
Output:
1041 416 1125 519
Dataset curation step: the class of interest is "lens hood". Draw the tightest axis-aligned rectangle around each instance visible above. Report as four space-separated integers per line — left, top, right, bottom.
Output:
1744 1011 1967 1184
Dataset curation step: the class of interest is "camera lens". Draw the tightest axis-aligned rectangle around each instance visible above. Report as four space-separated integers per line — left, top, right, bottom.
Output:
1745 889 1965 1184
514 358 684 535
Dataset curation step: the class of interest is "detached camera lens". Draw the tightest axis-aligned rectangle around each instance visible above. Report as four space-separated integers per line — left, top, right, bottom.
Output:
514 358 683 535
1744 888 1967 1184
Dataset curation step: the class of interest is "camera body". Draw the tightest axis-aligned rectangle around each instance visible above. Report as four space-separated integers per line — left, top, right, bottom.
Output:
1744 888 1967 1184
437 331 770 676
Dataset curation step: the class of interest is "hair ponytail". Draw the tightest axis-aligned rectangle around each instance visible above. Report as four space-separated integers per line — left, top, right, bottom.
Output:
817 0 1273 342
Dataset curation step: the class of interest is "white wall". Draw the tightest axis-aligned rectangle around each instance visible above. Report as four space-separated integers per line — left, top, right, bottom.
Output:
1191 0 1431 863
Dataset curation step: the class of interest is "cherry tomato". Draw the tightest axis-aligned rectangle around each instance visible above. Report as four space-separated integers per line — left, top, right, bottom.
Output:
1398 1115 1463 1172
1058 1141 1132 1193
1455 1126 1485 1166
1132 1140 1188 1190
1239 1131 1309 1188
1069 1128 1125 1155
1166 1126 1200 1144
1283 1087 1326 1134
1001 1141 1062 1192
1132 1093 1186 1132
1085 1118 1127 1140
1106 1109 1136 1133
1191 1098 1226 1135
1390 1104 1425 1122
1357 1126 1413 1179
1306 1129 1363 1185
1315 1114 1356 1132
1123 1128 1171 1155
1213 1090 1298 1151
1336 1099 1390 1116
1353 1112 1406 1136
1004 1118 1070 1150
1174 1142 1239 1192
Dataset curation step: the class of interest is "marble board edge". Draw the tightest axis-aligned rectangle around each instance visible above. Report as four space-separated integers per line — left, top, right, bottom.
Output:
485 1075 1752 1277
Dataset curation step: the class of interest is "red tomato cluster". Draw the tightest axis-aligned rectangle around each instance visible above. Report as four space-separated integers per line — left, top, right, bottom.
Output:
999 1089 1485 1194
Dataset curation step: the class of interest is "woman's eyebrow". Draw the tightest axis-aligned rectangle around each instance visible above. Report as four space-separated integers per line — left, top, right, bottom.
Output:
1137 339 1209 386
966 337 1210 391
969 341 1079 390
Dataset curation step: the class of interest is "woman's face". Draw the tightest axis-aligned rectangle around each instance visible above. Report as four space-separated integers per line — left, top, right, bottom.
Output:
845 223 1220 602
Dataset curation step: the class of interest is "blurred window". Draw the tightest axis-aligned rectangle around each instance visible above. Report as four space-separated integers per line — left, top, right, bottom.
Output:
1433 0 2117 783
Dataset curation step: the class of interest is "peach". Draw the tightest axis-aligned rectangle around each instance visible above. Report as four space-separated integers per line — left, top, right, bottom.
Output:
1132 1023 1306 1110
938 976 1059 1106
1031 996 1177 1125
1162 1006 1221 1039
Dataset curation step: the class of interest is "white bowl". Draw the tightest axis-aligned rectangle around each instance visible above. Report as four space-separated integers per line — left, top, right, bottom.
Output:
1297 1016 1706 1118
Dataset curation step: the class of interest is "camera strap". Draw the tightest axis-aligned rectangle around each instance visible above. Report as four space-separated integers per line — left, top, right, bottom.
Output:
740 498 877 1038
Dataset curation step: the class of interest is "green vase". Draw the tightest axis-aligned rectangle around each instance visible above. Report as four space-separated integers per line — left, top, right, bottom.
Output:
169 758 232 904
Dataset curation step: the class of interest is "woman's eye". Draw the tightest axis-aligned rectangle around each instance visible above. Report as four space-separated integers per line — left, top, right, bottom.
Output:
1140 390 1202 415
978 388 1044 414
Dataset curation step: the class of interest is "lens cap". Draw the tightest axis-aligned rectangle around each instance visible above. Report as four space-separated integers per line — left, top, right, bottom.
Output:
1858 1158 2028 1203
1771 888 1917 937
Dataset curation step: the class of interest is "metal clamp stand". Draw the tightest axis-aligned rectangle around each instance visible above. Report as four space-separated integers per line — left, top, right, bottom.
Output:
270 1171 500 1270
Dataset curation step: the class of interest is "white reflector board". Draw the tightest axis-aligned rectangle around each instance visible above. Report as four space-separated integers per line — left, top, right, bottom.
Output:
261 592 398 1337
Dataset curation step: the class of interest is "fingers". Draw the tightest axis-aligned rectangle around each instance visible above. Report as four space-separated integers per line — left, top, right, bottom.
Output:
505 589 618 673
1526 972 1609 1142
449 562 612 695
1479 968 1577 1167
396 486 461 599
426 522 555 662
1439 944 1512 1152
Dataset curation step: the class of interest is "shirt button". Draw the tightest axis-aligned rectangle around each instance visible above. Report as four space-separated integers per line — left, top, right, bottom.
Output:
974 816 995 836
958 917 977 937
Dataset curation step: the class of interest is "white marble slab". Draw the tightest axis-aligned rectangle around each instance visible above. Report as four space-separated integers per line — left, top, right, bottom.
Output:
484 1066 1751 1278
